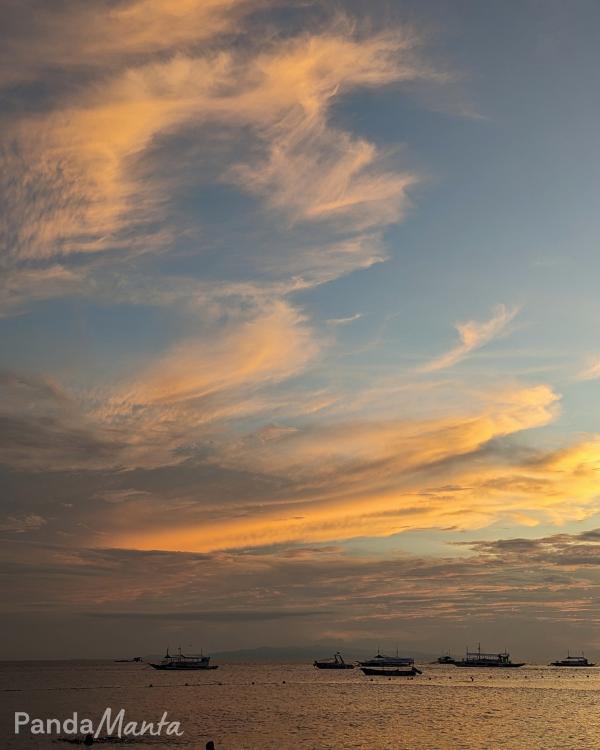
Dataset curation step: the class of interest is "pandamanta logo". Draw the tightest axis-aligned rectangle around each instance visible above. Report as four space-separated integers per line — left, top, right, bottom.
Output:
15 708 184 738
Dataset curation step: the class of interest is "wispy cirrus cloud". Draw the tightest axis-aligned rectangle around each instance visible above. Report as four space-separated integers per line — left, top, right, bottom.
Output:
575 356 600 381
0 298 323 472
420 304 520 373
228 26 432 229
0 0 256 88
1 7 435 298
327 313 364 326
118 300 319 407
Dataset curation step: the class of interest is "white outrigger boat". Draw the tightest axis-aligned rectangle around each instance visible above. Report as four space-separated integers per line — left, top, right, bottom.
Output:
550 652 595 667
358 651 422 677
149 647 218 670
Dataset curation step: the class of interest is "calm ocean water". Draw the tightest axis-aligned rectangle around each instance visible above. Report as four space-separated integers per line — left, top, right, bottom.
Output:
2 661 600 749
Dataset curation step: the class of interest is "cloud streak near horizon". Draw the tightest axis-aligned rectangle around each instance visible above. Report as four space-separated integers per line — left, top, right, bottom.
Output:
4 528 600 658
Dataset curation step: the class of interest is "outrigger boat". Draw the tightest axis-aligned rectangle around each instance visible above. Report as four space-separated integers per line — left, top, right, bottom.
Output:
313 652 354 669
149 647 218 670
454 644 524 668
550 652 595 667
359 651 422 677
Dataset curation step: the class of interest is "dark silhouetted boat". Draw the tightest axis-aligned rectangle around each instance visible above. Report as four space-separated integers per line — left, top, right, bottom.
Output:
550 652 595 667
358 651 422 676
313 652 354 669
454 644 524 668
432 652 456 664
149 648 218 670
114 656 143 663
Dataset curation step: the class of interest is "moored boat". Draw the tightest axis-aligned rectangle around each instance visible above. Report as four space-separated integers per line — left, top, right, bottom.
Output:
149 647 218 670
313 652 354 669
454 644 524 668
359 651 422 676
433 652 455 665
550 652 595 667
114 656 143 663
359 650 414 668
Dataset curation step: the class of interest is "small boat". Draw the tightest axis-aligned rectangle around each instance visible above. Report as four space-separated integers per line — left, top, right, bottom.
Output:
359 651 422 676
432 652 455 665
114 656 143 663
149 648 218 670
313 652 354 669
550 652 595 667
454 644 524 668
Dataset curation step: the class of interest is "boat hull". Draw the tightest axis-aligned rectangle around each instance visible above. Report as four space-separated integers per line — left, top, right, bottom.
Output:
361 667 422 677
314 662 354 669
149 663 219 670
550 662 595 667
454 661 525 669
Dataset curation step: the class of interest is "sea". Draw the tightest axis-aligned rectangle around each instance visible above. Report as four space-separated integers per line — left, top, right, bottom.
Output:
2 661 600 749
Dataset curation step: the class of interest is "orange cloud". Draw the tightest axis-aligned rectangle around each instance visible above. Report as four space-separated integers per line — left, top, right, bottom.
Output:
109 384 600 553
0 0 253 88
2 13 432 273
228 28 434 228
122 300 319 406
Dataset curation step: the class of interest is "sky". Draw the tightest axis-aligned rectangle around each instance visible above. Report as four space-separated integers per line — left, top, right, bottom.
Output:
2 0 600 660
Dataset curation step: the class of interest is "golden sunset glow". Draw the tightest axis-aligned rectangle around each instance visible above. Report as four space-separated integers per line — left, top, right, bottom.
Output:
2 0 600 660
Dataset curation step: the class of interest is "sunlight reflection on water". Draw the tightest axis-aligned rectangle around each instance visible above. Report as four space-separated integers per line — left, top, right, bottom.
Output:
2 662 600 749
